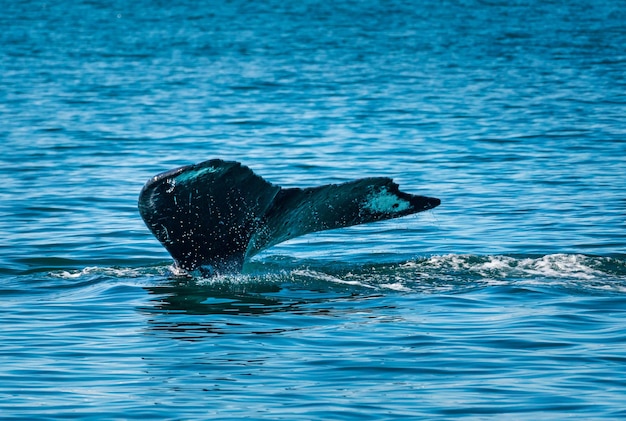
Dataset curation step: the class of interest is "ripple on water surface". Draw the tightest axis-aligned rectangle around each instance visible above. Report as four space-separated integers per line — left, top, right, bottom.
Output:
2 253 626 418
2 0 626 418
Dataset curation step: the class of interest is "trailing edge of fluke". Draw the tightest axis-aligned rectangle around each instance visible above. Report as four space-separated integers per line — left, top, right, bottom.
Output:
138 159 440 275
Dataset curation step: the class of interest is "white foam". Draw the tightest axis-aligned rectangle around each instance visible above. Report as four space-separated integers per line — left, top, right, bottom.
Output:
50 266 161 279
405 254 616 282
292 269 377 289
380 282 413 292
518 254 604 280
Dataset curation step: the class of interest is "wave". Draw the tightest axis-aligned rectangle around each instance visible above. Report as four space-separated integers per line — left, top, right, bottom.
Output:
13 253 619 320
284 254 626 294
45 253 626 293
49 265 169 280
403 253 626 281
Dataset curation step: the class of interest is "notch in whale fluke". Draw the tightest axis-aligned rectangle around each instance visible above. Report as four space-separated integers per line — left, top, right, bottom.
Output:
138 159 440 275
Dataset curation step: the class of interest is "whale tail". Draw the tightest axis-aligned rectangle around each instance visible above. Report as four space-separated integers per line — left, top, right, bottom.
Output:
138 159 440 274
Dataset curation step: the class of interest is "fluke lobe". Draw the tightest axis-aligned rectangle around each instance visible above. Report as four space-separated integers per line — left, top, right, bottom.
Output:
138 159 440 275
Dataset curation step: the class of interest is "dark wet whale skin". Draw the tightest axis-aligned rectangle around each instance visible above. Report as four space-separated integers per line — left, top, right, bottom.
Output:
138 159 440 274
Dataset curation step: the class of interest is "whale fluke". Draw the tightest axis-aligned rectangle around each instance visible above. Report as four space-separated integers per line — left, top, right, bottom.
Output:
138 159 440 274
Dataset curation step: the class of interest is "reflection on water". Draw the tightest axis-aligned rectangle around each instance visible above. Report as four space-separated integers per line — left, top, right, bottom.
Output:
141 270 375 338
146 278 287 316
138 253 626 340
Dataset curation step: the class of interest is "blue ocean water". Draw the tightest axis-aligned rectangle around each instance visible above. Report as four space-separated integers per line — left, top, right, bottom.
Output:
1 0 626 419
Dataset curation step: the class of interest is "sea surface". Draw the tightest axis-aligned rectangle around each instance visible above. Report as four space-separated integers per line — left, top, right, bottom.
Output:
1 0 626 419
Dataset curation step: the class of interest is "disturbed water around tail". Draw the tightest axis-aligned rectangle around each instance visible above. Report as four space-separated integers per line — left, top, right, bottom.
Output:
1 0 625 419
